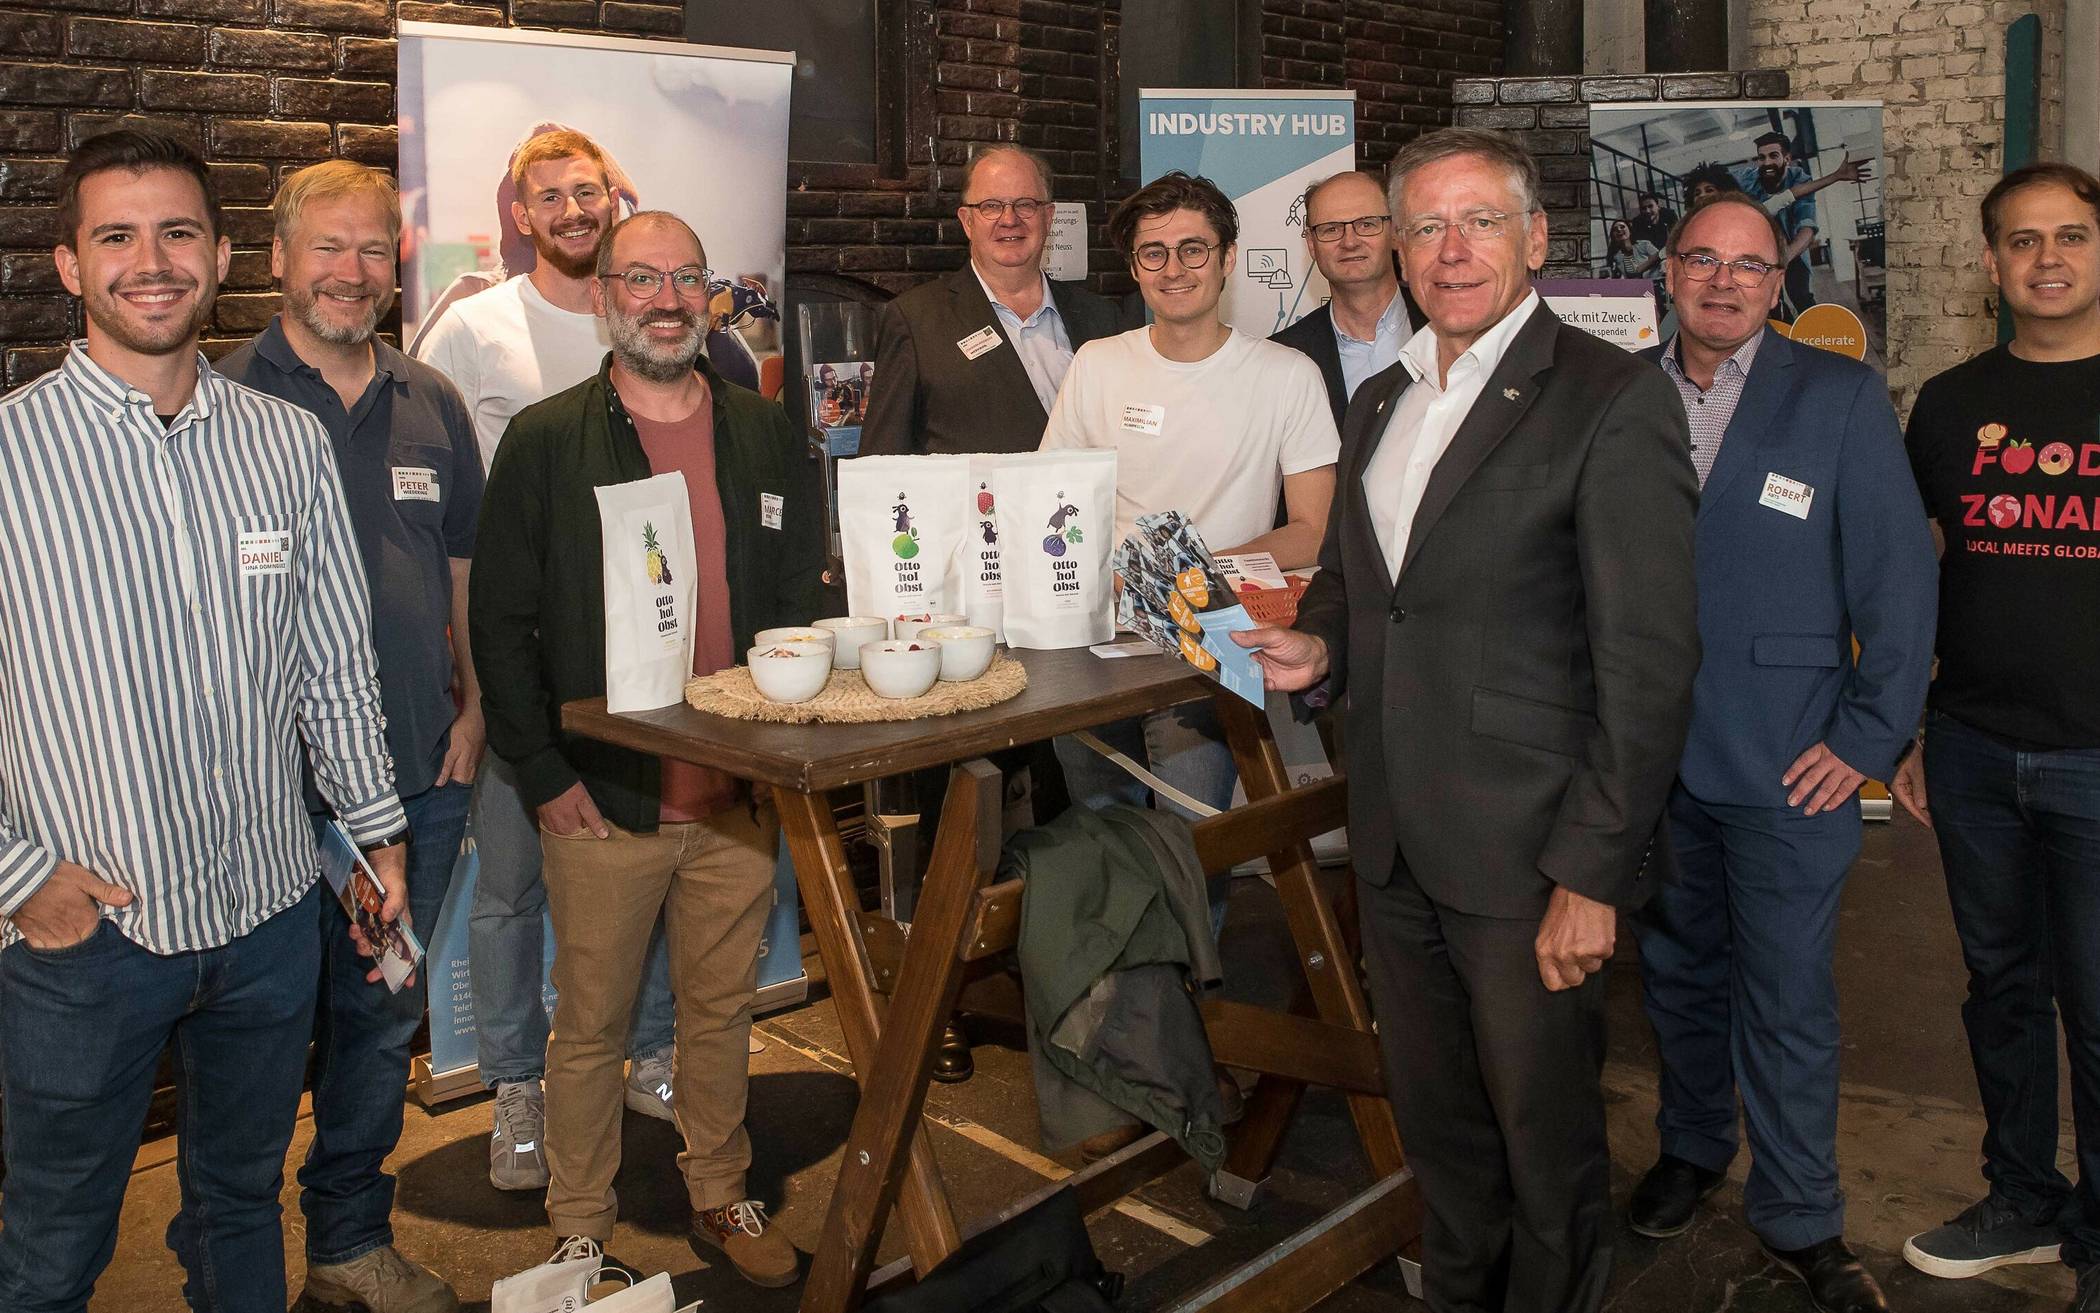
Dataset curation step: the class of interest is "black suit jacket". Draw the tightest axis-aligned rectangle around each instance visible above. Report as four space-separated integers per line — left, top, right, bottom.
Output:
1268 282 1424 428
1294 303 1700 918
859 267 1121 457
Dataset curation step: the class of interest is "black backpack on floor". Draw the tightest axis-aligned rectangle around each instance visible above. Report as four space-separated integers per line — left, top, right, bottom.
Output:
864 1186 1123 1313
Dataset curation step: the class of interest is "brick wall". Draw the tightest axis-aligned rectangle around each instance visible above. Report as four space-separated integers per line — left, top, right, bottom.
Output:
0 0 1502 385
1742 0 2068 412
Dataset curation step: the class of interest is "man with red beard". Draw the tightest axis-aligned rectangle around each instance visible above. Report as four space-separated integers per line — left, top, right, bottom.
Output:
0 127 405 1313
416 128 684 1190
473 212 825 1289
217 160 482 1313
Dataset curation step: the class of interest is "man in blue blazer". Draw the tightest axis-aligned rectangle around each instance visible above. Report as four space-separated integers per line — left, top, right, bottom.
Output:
1628 193 1938 1313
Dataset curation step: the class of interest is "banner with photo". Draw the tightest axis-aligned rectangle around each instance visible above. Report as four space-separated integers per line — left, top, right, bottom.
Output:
1138 89 1356 337
1587 100 1886 371
397 22 793 397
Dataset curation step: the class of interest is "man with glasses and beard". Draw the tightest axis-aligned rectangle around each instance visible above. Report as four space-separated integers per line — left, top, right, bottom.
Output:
1738 132 1823 319
217 160 482 1313
417 128 687 1188
473 212 825 1290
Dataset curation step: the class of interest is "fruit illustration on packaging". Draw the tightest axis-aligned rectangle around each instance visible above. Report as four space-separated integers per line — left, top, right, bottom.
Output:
1042 495 1082 555
1041 534 1066 557
642 521 671 585
1987 494 2021 528
977 485 995 515
891 494 919 558
1976 422 2007 449
2040 442 2075 476
2000 440 2036 475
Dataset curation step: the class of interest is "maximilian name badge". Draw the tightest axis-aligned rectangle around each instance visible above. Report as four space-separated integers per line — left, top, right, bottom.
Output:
238 529 292 577
1120 403 1166 436
957 326 1003 360
1758 472 1814 519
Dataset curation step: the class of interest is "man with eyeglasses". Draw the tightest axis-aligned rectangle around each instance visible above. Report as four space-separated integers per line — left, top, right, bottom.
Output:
1622 190 1935 1313
860 144 1120 457
416 128 686 1190
473 211 825 1289
1271 170 1422 426
1235 127 1699 1312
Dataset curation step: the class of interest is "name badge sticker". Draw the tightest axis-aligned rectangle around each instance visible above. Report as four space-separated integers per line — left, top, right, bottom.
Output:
238 529 292 577
957 327 1003 360
392 466 440 502
1759 472 1815 519
1120 404 1167 436
760 491 784 530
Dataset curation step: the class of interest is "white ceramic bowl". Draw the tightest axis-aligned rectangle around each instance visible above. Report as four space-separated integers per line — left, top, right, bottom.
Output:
812 616 889 669
754 626 835 652
920 625 995 681
858 639 942 699
746 640 833 703
894 612 966 642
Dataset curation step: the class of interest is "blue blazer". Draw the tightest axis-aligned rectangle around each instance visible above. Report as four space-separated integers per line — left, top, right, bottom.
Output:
1640 329 1937 806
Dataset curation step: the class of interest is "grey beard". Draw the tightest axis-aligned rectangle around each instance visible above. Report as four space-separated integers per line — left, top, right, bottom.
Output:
287 285 388 347
609 313 704 382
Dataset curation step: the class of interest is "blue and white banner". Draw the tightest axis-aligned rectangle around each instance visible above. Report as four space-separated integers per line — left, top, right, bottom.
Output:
1138 89 1357 337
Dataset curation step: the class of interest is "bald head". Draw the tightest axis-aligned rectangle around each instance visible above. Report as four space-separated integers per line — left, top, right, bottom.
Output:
595 209 706 276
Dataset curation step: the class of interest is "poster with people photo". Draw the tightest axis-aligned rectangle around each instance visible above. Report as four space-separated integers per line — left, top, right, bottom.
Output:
1588 101 1887 372
809 360 872 456
396 22 793 397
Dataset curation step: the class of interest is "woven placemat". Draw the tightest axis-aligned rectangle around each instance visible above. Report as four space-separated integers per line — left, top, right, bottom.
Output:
684 654 1028 724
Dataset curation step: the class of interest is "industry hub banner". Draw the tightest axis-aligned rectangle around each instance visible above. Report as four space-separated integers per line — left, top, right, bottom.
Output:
1138 89 1357 337
397 22 793 396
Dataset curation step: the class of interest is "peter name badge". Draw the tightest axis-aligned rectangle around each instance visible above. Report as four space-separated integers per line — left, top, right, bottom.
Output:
1759 472 1814 519
1120 404 1167 436
392 466 440 502
957 326 1003 360
238 529 292 577
760 491 784 530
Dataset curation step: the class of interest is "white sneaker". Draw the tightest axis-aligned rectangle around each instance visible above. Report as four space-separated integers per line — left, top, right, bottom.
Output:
489 1079 550 1191
624 1047 677 1123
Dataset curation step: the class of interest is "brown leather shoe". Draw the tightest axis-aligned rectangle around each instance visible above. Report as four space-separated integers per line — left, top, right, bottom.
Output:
690 1201 800 1288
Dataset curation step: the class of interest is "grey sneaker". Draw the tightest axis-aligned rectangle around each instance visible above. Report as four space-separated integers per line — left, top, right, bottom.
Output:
301 1245 459 1313
625 1047 677 1123
489 1079 550 1192
1903 1195 2061 1278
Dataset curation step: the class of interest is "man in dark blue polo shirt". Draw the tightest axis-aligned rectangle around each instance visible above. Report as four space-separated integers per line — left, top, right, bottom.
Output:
219 160 483 1313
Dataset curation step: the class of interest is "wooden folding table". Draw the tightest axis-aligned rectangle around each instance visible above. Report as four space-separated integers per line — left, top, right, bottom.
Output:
564 646 1420 1311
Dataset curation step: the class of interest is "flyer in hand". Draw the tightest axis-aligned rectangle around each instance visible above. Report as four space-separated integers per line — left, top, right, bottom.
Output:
318 819 424 994
1111 511 1265 706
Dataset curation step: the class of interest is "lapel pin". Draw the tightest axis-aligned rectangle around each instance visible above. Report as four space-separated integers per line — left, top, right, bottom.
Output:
1503 387 1521 402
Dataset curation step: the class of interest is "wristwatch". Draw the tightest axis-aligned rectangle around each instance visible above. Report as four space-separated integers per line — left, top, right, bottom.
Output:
361 825 411 853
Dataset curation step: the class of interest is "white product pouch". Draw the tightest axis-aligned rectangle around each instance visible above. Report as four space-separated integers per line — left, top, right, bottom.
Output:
839 454 971 624
594 472 697 714
992 449 1116 649
964 453 1006 643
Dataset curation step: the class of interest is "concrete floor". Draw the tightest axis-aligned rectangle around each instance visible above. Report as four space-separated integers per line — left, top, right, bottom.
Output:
84 814 2081 1311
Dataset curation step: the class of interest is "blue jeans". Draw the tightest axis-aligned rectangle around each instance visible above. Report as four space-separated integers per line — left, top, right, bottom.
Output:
300 783 471 1264
1924 710 2100 1269
469 755 675 1084
1055 698 1238 933
0 884 322 1313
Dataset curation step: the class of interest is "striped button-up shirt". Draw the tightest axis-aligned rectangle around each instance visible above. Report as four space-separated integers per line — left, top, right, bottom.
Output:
1661 330 1763 487
0 344 403 954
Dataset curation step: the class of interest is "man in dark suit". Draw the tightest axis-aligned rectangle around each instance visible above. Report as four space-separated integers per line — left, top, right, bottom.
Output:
1270 170 1422 426
1627 193 1935 1313
860 144 1120 456
1236 128 1700 1313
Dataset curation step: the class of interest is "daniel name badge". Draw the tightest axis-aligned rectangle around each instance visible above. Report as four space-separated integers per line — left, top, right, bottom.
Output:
1120 404 1166 436
957 327 1003 360
760 492 784 530
1759 472 1814 519
238 529 292 577
392 466 440 502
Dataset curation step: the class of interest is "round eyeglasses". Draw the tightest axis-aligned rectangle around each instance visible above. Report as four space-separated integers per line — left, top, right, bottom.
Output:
1133 240 1220 272
963 198 1046 221
598 265 713 298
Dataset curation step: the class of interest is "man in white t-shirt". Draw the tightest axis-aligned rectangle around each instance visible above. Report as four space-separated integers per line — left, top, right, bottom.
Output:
1041 169 1338 915
413 128 681 1192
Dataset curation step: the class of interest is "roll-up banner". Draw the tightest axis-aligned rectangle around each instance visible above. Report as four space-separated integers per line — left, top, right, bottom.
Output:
1138 89 1357 337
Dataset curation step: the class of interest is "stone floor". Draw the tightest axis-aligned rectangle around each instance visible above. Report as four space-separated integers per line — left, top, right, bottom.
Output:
85 814 2080 1311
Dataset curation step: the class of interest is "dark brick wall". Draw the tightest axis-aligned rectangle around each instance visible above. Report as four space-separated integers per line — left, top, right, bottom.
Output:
0 0 1503 385
1452 69 1793 277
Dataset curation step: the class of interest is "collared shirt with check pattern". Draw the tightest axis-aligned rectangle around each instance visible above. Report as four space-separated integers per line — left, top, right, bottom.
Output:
1660 330 1763 487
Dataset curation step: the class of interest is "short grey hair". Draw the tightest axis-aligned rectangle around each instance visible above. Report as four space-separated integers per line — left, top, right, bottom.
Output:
594 209 706 275
1666 191 1787 263
961 144 1055 202
1386 127 1541 220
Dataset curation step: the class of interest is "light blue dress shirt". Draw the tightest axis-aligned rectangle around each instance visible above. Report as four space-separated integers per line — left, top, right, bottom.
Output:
973 265 1074 414
1333 288 1411 401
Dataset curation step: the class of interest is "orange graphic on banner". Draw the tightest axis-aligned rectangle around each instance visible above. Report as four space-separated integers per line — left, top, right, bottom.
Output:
1767 305 1868 360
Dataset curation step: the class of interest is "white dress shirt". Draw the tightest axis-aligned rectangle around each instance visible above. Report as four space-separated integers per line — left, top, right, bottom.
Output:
972 263 1074 415
1363 292 1540 580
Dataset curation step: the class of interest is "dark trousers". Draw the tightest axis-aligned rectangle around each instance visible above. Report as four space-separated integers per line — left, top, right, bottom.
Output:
300 783 472 1264
1640 785 1861 1249
1358 864 1613 1313
0 884 322 1313
1925 710 2100 1269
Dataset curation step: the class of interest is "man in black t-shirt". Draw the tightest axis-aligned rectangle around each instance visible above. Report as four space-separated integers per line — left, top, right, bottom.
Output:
1896 162 2100 1313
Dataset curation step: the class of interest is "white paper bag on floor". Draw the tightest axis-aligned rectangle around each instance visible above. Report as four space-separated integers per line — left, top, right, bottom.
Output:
596 472 697 713
489 1255 596 1313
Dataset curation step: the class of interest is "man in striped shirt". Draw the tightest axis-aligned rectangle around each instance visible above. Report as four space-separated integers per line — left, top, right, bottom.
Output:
0 128 405 1313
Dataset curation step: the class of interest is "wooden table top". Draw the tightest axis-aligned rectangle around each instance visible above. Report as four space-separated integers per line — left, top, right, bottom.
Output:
561 645 1217 794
